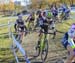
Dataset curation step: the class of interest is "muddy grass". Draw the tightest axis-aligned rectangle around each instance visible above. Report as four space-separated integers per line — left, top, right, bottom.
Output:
0 17 75 63
19 31 67 63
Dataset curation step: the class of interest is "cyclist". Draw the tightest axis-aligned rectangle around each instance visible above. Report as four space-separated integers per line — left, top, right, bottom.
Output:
64 8 70 20
60 4 69 20
34 11 39 30
51 5 58 22
26 12 35 32
37 10 42 26
61 23 75 63
14 13 27 50
51 6 58 17
46 11 56 39
37 11 49 47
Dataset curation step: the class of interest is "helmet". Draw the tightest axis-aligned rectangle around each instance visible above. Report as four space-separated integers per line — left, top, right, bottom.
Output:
71 23 75 29
18 14 22 19
68 23 75 38
47 11 52 18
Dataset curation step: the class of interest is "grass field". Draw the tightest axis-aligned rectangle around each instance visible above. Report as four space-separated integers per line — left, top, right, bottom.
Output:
0 14 75 63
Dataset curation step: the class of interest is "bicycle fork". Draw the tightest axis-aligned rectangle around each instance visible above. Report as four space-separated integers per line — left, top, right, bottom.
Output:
40 34 47 51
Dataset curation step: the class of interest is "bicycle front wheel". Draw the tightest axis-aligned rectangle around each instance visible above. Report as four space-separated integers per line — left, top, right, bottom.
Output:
41 39 48 62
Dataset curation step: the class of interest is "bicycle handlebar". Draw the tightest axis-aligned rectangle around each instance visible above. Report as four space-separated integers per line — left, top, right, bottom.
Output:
35 30 53 34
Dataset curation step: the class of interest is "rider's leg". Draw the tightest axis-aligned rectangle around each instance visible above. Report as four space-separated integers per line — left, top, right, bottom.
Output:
44 25 48 40
20 31 25 43
24 25 28 36
53 31 56 39
52 27 56 39
37 25 44 46
28 21 30 31
15 33 18 38
15 32 21 52
65 45 75 63
31 21 34 31
38 29 42 46
38 25 44 40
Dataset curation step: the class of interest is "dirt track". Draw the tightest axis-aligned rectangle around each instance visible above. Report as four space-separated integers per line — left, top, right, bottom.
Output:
18 31 68 63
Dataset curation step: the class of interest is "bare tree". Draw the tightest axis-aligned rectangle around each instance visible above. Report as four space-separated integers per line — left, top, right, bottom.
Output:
71 0 74 5
69 0 74 6
30 0 47 9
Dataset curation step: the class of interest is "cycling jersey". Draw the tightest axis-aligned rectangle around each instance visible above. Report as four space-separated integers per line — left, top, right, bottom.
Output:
53 10 58 17
38 17 43 26
14 19 25 32
61 32 75 49
51 7 58 17
38 16 48 33
38 16 48 26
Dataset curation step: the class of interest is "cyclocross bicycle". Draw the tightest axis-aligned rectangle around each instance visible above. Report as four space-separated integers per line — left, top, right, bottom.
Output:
35 31 49 62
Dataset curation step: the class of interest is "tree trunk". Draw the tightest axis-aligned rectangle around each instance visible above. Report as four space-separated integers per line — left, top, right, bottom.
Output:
69 0 72 6
71 0 74 5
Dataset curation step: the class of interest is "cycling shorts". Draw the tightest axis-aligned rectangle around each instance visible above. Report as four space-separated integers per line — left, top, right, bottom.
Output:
18 27 24 32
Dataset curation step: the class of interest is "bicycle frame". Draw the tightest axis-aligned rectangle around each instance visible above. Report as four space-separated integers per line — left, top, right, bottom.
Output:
35 30 49 61
40 33 47 51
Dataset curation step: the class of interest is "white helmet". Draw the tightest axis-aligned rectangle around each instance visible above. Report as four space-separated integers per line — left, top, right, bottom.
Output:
18 14 22 19
68 23 75 38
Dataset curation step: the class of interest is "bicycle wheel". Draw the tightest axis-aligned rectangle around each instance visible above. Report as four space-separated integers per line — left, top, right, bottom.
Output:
41 39 48 62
